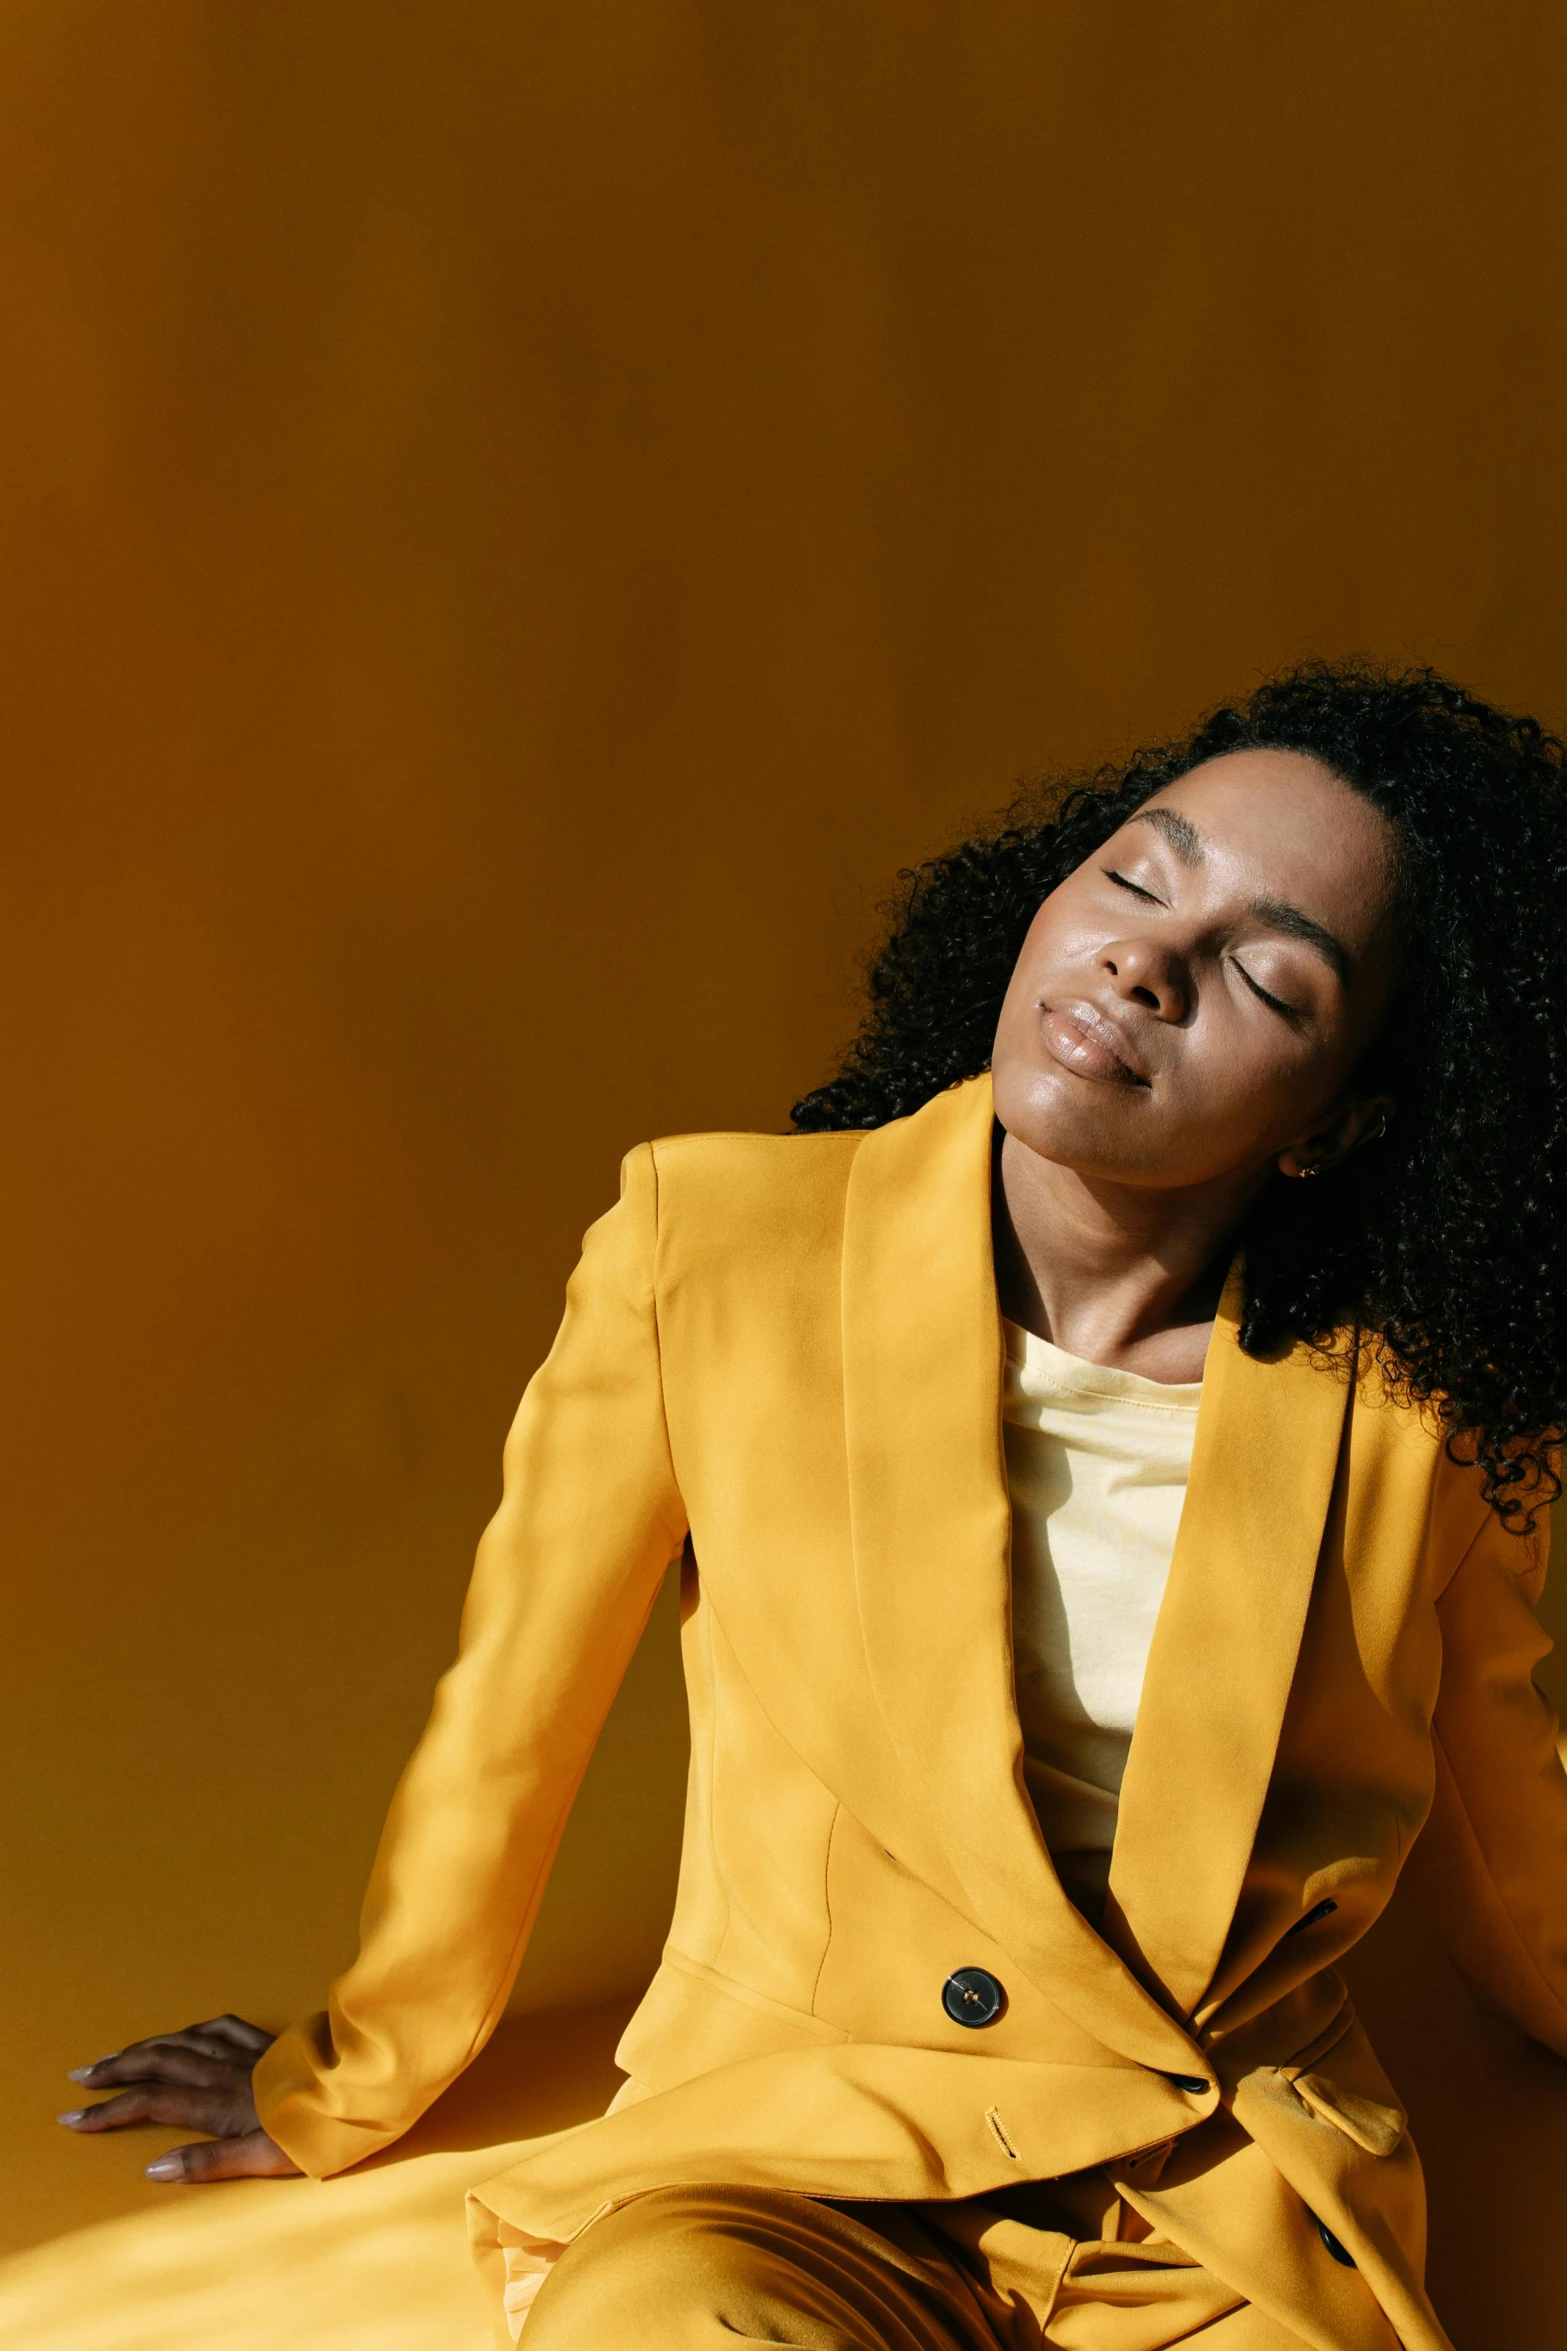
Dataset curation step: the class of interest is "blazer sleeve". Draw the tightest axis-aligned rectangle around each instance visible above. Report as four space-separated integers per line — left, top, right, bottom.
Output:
1400 1494 1567 2056
253 1143 688 2177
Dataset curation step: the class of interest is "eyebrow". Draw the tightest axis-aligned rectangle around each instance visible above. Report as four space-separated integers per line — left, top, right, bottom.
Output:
1247 898 1353 986
1127 805 1354 985
1130 805 1205 866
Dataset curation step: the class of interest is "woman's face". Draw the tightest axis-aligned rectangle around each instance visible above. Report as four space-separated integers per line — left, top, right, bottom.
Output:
991 749 1402 1192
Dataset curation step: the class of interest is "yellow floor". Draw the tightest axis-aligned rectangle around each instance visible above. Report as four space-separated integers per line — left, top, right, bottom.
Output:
5 1909 1567 2349
0 2147 503 2351
0 2000 630 2351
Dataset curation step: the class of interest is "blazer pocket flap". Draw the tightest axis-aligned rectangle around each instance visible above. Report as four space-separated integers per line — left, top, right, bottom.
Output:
1290 2069 1406 2157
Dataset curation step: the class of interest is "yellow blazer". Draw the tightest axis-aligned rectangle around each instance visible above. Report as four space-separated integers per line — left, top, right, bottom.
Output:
255 1076 1567 2351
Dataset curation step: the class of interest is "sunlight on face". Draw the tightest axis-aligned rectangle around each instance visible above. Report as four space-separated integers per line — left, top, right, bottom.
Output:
991 749 1401 1191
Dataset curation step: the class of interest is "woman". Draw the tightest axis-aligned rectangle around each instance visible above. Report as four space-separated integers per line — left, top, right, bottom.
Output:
63 665 1567 2350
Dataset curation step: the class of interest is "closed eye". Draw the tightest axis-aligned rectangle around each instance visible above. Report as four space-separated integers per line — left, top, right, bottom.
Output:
1107 863 1304 1019
1234 961 1301 1021
1105 868 1162 904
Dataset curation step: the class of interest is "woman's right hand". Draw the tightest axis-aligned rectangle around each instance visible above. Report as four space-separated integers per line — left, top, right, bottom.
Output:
58 2014 302 2182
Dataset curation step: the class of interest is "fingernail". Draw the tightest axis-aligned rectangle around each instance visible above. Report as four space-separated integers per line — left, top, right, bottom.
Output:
57 2110 86 2126
145 2156 183 2181
68 2055 116 2079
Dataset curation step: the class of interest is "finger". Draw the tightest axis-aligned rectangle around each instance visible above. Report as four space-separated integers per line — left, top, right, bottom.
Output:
70 2021 237 2078
68 2046 239 2095
59 2085 240 2136
145 2130 301 2184
68 2018 272 2084
135 2030 245 2064
185 2015 275 2058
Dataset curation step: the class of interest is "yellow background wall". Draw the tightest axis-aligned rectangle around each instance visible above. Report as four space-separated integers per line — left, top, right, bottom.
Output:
3 3 1566 2334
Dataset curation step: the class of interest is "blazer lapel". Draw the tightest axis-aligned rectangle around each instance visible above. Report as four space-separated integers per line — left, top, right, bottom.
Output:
841 1076 1199 2075
1105 1274 1352 2022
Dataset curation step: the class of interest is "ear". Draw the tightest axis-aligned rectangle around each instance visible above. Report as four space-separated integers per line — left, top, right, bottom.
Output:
1277 1093 1397 1181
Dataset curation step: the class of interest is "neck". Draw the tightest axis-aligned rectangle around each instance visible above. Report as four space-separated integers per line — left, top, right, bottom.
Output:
993 1128 1264 1382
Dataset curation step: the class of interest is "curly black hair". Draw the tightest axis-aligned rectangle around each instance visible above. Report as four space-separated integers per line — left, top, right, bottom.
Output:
794 662 1567 1526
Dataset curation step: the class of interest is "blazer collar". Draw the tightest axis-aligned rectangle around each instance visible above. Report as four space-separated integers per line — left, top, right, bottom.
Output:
842 1076 1192 2072
840 1075 1349 2053
1105 1276 1351 2021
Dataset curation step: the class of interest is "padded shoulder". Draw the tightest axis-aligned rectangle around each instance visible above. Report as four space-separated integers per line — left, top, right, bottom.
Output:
646 1126 867 1275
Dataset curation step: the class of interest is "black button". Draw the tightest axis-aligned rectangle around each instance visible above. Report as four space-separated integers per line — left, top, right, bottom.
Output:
942 1968 1006 2027
1163 2072 1211 2096
1314 2216 1356 2267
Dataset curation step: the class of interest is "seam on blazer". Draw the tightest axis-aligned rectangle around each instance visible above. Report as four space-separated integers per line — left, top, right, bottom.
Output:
809 1802 842 2017
1426 1724 1567 2040
701 1596 850 1975
702 1561 864 1785
658 1942 851 2044
1431 1483 1526 1603
644 1141 687 1546
702 1583 733 1965
1433 1508 1486 1604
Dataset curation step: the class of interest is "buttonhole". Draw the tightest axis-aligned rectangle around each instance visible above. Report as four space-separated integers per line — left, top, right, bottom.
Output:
1284 1898 1339 1939
985 2106 1021 2162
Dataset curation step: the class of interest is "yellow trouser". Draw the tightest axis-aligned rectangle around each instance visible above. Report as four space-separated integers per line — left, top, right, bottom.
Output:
522 2180 1308 2349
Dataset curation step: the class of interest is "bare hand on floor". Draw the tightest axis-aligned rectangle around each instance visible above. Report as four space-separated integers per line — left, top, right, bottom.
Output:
59 2014 300 2181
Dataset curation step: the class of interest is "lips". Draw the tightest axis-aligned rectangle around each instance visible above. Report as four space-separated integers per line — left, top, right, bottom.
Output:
1037 998 1147 1086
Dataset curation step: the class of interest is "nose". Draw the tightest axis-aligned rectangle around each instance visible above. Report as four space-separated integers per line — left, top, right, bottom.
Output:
1101 935 1191 1021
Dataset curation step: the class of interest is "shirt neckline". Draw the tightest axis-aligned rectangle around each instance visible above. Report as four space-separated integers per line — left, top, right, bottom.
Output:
1002 1316 1204 1410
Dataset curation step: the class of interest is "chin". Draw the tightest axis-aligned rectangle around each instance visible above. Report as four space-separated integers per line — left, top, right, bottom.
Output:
1003 1110 1132 1179
996 1065 1140 1166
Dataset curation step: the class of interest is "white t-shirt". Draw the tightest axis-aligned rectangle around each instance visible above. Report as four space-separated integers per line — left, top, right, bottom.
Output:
1002 1317 1202 1913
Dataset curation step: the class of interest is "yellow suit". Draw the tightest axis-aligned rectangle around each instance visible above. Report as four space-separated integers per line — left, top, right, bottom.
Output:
254 1076 1567 2350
